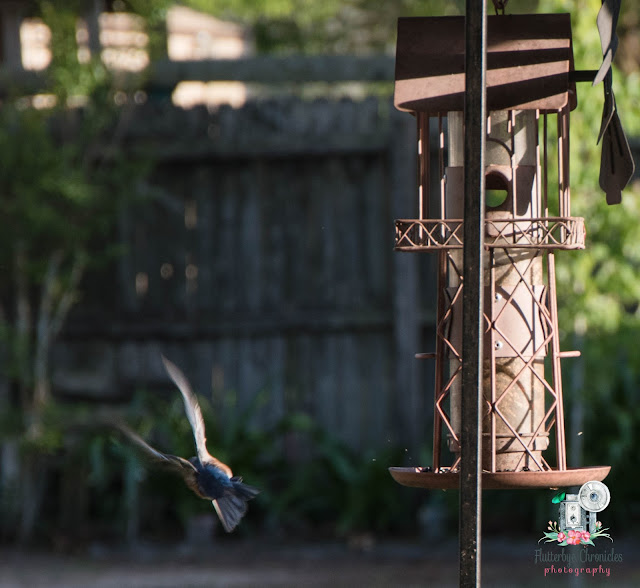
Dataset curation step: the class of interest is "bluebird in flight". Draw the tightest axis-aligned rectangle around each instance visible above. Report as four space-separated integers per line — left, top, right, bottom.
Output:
119 355 260 532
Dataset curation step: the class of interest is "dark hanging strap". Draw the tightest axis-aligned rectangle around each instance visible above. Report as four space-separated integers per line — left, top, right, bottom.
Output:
598 77 635 205
593 0 635 204
492 0 508 15
594 0 620 86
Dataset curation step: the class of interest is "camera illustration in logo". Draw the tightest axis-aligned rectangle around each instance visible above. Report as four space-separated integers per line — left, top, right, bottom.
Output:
540 480 613 546
559 481 610 533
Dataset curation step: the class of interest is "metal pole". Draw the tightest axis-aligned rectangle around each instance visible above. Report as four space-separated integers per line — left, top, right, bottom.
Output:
459 1 486 587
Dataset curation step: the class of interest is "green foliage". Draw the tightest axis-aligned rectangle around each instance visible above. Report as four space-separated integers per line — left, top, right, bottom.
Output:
38 1 109 102
140 390 417 537
532 0 640 526
0 106 112 261
538 0 640 332
264 413 417 536
7 386 420 544
183 0 464 53
0 0 153 543
0 1 151 408
112 0 171 60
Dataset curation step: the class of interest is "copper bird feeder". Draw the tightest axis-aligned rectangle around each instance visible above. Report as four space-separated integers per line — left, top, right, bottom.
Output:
389 14 610 490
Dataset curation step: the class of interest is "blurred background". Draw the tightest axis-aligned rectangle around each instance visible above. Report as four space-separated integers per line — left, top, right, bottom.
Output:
0 0 638 575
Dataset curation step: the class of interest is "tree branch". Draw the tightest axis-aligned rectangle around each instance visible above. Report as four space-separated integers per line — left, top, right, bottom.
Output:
33 250 64 409
14 240 31 408
50 251 86 341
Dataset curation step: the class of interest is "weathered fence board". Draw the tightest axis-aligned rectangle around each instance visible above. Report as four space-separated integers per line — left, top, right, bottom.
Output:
0 55 396 97
55 95 436 453
148 55 396 85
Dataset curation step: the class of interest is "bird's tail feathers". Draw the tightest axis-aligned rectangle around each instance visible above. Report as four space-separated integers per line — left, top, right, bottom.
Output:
212 480 260 533
213 493 247 533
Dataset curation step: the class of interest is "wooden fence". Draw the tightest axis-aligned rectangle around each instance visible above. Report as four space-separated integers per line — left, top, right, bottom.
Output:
53 70 438 454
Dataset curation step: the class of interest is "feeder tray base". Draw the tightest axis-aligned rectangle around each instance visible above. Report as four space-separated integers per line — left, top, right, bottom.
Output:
389 466 610 490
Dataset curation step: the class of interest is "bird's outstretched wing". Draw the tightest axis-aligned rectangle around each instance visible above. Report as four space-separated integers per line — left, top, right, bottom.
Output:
213 477 261 533
111 420 201 494
114 420 197 473
161 355 232 477
161 355 212 463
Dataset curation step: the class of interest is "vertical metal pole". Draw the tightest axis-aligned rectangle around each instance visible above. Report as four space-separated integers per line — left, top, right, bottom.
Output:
459 1 487 587
547 253 567 471
419 113 430 220
488 249 496 474
433 113 447 473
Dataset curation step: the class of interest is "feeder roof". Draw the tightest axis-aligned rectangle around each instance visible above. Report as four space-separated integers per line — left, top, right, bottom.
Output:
395 13 577 114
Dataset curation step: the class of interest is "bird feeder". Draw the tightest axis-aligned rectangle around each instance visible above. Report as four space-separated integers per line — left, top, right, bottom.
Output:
389 14 610 489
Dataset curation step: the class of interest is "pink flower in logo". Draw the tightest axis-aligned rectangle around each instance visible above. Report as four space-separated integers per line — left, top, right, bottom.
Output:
540 516 612 547
567 530 581 545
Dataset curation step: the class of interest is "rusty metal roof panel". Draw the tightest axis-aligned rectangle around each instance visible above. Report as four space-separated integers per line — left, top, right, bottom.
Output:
395 14 576 113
